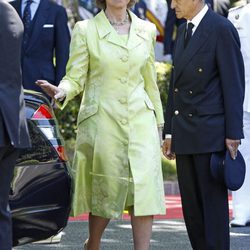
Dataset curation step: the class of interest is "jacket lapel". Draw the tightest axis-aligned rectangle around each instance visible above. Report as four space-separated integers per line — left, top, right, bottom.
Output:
25 0 49 53
95 10 127 49
173 24 186 67
174 9 213 81
95 10 147 50
127 11 149 50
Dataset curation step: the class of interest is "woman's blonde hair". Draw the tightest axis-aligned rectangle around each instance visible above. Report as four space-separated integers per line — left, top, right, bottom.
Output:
95 0 138 9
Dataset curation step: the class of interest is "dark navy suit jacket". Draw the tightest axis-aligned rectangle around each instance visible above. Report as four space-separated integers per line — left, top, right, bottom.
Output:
11 0 70 92
164 9 245 154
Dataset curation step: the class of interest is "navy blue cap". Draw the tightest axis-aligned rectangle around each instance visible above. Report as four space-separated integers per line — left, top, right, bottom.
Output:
210 150 246 191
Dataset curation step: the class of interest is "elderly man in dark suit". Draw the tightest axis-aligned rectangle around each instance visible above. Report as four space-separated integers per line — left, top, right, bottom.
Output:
162 0 245 249
10 0 70 93
0 1 30 249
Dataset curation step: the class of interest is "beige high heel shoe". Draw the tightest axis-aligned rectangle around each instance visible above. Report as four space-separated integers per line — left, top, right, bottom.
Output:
83 239 88 250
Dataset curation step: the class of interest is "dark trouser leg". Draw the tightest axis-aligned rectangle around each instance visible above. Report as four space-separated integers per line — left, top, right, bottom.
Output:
176 153 229 250
0 147 19 250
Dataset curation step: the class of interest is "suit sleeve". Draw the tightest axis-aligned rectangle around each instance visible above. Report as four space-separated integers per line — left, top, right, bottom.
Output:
58 21 89 109
54 6 70 85
142 24 164 125
216 22 245 139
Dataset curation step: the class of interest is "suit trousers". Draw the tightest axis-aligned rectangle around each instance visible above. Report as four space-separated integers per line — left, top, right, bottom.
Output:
176 153 229 250
0 146 19 250
232 111 250 222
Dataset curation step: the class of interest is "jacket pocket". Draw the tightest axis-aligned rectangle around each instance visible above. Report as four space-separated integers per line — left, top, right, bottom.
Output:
41 27 54 43
77 104 98 125
144 94 155 111
196 104 224 115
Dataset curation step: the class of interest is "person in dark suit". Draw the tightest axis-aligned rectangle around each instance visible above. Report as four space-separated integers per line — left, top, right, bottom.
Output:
162 0 245 249
0 1 30 249
10 0 70 93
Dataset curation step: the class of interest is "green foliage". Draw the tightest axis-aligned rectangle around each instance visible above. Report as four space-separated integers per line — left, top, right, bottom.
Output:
54 94 81 141
162 156 177 180
155 62 172 112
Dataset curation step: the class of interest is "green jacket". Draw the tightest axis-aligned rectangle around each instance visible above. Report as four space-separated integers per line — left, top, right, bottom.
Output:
59 10 165 218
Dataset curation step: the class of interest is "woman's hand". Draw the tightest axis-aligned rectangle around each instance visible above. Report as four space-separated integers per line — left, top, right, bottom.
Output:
36 80 66 101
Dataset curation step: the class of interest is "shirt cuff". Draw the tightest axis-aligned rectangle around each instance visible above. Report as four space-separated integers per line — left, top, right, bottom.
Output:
165 134 172 139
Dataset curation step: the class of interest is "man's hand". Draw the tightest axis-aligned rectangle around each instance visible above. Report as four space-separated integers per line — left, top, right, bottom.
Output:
162 138 175 160
225 138 241 160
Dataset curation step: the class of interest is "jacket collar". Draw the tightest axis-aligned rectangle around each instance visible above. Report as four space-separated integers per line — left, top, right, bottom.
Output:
94 10 149 50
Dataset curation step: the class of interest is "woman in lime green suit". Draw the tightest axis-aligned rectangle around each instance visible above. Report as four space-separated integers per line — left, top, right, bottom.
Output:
37 0 165 248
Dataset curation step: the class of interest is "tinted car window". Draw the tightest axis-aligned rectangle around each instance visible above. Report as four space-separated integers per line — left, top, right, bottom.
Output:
16 120 58 165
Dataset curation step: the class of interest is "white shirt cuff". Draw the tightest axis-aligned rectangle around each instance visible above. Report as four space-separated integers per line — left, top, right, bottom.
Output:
165 134 172 139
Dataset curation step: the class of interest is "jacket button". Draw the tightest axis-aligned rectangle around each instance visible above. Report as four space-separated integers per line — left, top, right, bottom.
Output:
189 90 193 94
120 77 127 84
119 98 127 104
174 110 179 115
121 55 128 62
121 119 127 125
188 113 193 117
198 68 203 73
174 88 178 93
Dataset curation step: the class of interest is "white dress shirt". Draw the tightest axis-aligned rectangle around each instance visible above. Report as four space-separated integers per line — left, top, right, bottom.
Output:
187 4 209 35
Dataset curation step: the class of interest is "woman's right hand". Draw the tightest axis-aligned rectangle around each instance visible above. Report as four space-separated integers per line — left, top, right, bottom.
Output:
36 80 66 101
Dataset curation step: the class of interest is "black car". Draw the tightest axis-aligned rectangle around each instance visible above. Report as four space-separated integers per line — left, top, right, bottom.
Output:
9 90 72 246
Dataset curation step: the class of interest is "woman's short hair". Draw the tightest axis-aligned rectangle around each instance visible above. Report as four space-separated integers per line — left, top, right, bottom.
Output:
95 0 138 9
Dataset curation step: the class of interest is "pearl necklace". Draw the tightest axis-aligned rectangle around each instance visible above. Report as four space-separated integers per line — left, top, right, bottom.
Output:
106 12 129 26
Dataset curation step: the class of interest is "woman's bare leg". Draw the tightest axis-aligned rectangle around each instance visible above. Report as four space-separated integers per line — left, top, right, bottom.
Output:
130 208 153 250
86 213 110 250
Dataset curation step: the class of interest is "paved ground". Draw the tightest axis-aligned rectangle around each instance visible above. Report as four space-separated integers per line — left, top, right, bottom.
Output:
14 194 250 250
15 219 250 250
